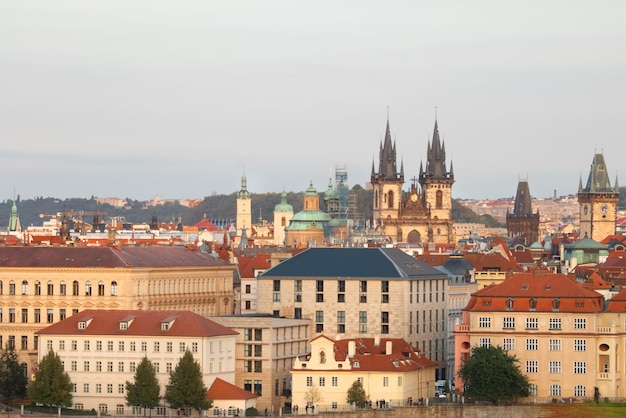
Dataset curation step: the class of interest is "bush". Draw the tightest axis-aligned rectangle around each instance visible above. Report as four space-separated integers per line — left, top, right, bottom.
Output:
245 407 258 416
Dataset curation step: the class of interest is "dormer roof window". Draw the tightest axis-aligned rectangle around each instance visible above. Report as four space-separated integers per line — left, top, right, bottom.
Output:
77 317 93 330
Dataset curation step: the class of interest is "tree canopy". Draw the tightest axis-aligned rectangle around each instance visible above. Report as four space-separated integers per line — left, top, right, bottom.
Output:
0 345 28 403
458 345 530 404
27 350 73 408
164 351 211 415
126 356 161 415
346 379 368 407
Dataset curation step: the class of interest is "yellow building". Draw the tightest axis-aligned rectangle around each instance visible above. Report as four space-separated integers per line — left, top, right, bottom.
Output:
454 271 624 401
291 335 437 413
0 246 236 372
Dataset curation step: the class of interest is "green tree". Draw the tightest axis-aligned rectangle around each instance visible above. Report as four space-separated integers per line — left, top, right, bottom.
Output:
126 356 161 416
164 351 211 416
0 345 28 403
346 379 368 407
458 345 530 404
27 350 73 409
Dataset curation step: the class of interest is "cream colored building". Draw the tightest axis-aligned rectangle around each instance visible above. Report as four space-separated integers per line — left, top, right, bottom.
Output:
454 272 623 400
291 335 437 413
37 310 239 415
258 247 450 380
0 246 236 372
210 314 311 415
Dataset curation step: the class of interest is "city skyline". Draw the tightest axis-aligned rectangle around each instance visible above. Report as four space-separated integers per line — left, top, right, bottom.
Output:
1 1 624 201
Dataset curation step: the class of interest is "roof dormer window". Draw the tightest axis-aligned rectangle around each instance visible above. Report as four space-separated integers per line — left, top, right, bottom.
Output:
77 317 93 330
161 322 170 331
120 322 128 330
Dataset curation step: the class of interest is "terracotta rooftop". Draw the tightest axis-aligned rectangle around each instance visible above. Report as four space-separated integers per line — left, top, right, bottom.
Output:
0 246 231 268
464 271 605 313
36 310 238 338
237 254 271 278
207 378 257 401
313 336 437 372
463 252 522 273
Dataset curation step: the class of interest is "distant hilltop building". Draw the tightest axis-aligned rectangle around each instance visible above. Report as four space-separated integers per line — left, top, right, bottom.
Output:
371 117 455 246
506 179 540 245
578 152 619 241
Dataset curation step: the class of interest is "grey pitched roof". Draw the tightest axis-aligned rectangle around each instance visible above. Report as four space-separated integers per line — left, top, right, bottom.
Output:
259 247 447 280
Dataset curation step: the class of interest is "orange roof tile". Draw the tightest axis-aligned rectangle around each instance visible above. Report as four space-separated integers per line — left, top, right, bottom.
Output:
207 378 257 401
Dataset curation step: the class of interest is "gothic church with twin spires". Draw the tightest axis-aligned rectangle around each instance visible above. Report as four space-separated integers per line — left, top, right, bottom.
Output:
371 117 455 246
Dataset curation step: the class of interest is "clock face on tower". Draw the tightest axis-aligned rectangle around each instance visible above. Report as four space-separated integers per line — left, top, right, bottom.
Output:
583 205 588 215
601 204 609 215
410 193 418 202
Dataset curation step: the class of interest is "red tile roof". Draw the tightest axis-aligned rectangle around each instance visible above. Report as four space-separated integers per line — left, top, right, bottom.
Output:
318 337 437 372
463 253 522 273
237 254 271 278
207 378 257 401
583 272 612 290
464 271 604 313
0 246 231 268
36 310 238 338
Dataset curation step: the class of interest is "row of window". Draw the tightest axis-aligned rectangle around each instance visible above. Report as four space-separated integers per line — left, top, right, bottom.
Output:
314 311 389 334
525 360 587 374
65 360 176 373
0 280 118 296
527 384 589 397
409 309 445 334
479 316 587 331
77 404 238 416
306 375 402 388
481 337 586 352
46 339 202 353
0 307 79 324
0 335 38 351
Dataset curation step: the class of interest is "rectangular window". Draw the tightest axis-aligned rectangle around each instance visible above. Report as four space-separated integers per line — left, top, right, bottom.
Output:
574 339 586 352
84 383 90 393
21 309 28 323
332 377 338 387
574 318 587 330
478 317 491 328
96 361 102 372
179 342 185 352
383 377 389 387
154 342 160 352
96 340 102 351
59 340 65 350
479 338 491 348
254 361 262 373
549 339 561 351
21 336 28 350
84 341 90 351
107 341 114 351
130 341 136 351
34 309 41 323
526 338 538 351
71 361 77 371
503 338 515 351
319 377 325 387
526 317 538 330
359 311 367 334
118 384 125 394
107 362 113 372
306 377 313 387
503 317 515 329
129 362 136 372
47 309 53 323
166 342 172 352
573 361 586 374
526 360 538 373
192 342 198 353
9 308 15 323
549 361 561 374
359 281 367 303
244 360 252 373
549 318 562 330
71 340 77 350
84 361 90 372
244 329 252 341
107 384 113 394
118 362 124 372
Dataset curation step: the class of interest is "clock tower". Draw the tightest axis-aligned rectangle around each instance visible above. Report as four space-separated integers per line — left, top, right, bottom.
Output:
578 152 619 241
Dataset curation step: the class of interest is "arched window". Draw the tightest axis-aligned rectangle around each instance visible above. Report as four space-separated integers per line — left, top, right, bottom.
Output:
34 281 41 295
529 298 537 310
111 281 118 296
506 297 514 311
281 217 286 227
60 281 66 295
98 281 105 296
47 280 54 295
73 281 79 296
387 191 394 208
552 298 560 311
436 190 443 207
22 280 28 295
85 281 92 296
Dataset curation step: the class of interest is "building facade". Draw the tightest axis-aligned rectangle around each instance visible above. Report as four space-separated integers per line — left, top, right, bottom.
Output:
284 183 330 248
210 314 311 415
258 247 449 379
371 118 455 246
0 246 236 372
36 310 238 414
291 335 437 413
454 271 620 400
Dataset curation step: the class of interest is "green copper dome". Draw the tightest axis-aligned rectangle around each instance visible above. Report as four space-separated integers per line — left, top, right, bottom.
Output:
274 190 293 213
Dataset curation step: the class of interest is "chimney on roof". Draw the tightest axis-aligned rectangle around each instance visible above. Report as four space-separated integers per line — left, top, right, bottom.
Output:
385 340 392 354
374 335 380 346
348 341 355 357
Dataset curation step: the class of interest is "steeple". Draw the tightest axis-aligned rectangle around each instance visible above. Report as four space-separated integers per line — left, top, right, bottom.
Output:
8 194 21 233
513 179 533 216
238 169 250 199
423 119 453 181
376 117 401 180
581 153 615 194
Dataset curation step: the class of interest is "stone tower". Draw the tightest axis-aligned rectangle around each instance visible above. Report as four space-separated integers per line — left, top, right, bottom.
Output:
371 118 404 240
578 152 619 241
506 179 540 244
236 171 252 238
418 119 455 244
273 189 293 246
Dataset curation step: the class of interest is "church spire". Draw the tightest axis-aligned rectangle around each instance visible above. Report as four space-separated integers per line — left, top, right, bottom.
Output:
375 115 401 180
423 119 453 180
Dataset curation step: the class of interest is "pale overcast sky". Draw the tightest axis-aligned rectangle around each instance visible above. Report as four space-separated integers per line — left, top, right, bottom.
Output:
1 1 624 201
